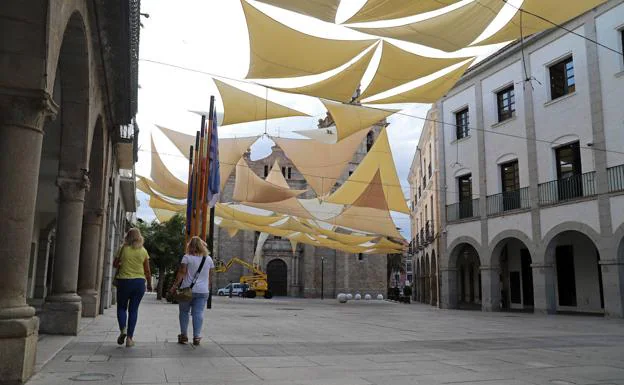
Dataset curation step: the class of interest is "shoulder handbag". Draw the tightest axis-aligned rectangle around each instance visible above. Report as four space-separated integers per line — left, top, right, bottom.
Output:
173 256 206 302
112 246 125 287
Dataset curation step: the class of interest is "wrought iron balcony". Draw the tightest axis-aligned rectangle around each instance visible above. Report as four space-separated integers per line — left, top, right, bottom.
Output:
538 172 596 206
486 187 530 215
446 198 480 222
608 164 624 193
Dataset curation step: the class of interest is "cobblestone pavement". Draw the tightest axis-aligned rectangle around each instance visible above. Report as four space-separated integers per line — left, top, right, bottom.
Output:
28 294 624 385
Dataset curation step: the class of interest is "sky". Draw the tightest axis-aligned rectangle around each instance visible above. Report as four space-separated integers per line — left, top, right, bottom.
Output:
135 0 511 238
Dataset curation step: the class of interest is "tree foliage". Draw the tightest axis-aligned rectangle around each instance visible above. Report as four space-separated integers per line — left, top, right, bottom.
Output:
136 213 186 299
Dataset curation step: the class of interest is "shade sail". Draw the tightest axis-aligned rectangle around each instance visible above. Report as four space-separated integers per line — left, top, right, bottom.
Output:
331 205 403 239
150 136 188 199
294 126 338 144
360 41 471 99
317 228 377 245
153 208 176 223
214 79 309 126
374 237 406 250
241 0 378 78
270 217 317 234
157 125 258 190
476 0 607 46
215 203 283 227
254 0 340 23
148 195 185 212
233 158 307 203
265 160 290 188
321 99 398 141
269 44 378 102
273 128 370 197
349 0 505 52
345 0 461 23
363 59 473 104
326 130 409 214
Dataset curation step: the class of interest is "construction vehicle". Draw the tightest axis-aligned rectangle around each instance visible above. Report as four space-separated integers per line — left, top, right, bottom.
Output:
214 257 272 299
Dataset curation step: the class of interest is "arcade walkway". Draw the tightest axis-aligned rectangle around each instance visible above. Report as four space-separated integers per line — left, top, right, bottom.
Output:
28 294 624 385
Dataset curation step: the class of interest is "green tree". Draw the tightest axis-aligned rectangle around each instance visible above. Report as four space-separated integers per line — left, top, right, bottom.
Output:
137 213 186 299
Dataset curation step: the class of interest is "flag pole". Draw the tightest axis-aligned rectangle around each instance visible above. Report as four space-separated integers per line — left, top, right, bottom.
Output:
185 144 194 246
195 114 207 236
191 131 201 237
201 96 215 240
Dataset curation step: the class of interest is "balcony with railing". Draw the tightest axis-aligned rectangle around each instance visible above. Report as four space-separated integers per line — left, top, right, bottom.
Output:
538 172 596 206
486 187 530 216
608 164 624 193
446 198 480 223
115 121 139 170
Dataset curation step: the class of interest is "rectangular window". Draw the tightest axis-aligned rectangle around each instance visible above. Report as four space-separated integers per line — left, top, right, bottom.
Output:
418 186 421 198
287 167 292 179
281 166 286 177
501 160 520 211
264 165 269 177
556 245 577 307
555 141 582 200
358 253 364 261
428 162 432 178
455 108 469 139
496 85 515 122
458 174 472 218
549 56 575 100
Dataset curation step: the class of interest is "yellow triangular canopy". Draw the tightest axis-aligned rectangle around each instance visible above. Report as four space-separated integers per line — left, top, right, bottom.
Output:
150 136 188 199
270 44 378 102
331 205 403 239
157 125 258 190
270 217 316 234
375 237 405 250
241 0 378 78
364 60 473 104
153 208 176 223
233 158 306 203
476 0 606 46
360 41 471 99
326 130 409 214
318 228 376 246
345 0 461 23
148 195 186 212
321 100 397 141
349 0 505 52
273 128 371 197
253 0 340 22
215 203 282 227
214 79 309 126
265 160 290 189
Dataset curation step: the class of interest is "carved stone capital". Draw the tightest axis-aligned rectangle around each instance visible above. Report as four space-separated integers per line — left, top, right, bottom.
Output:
0 88 58 133
57 173 90 202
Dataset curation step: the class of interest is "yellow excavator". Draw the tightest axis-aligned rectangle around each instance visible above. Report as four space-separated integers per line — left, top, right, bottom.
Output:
214 257 272 299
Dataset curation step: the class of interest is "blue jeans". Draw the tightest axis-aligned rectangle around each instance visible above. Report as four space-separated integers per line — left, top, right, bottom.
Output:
179 292 209 338
116 278 146 338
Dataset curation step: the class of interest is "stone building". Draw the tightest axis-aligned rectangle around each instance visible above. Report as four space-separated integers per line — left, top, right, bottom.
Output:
408 108 441 307
433 0 624 316
0 1 140 383
213 118 388 298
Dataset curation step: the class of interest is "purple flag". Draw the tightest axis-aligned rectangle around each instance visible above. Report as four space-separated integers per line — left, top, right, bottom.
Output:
206 109 220 207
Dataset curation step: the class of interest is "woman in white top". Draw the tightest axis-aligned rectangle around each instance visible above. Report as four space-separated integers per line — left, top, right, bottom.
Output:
168 236 214 346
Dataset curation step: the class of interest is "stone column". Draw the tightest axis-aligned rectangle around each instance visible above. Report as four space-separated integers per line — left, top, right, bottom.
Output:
0 93 55 384
599 259 624 318
480 265 501 312
439 267 457 309
32 228 55 306
78 209 104 317
40 174 89 335
532 263 556 314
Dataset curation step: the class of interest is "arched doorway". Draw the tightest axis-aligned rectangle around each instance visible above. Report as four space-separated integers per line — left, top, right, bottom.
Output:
492 236 534 312
545 230 603 314
424 254 430 304
415 258 421 301
431 251 438 306
420 258 426 303
456 244 481 309
266 259 288 296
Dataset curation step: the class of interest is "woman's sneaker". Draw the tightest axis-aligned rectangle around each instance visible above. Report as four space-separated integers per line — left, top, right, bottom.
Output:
117 329 127 345
126 337 135 347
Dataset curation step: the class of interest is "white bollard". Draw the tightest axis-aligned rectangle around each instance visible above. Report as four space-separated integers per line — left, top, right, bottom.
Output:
346 294 353 300
377 294 384 300
337 293 347 303
364 294 372 300
354 294 362 300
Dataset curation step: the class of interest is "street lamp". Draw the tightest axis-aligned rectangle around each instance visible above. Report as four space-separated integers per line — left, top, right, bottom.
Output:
321 256 325 300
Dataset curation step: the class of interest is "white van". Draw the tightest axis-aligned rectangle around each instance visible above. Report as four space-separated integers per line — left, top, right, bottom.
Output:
217 283 245 296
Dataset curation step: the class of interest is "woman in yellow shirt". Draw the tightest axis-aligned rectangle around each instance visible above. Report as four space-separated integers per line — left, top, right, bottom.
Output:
113 228 152 347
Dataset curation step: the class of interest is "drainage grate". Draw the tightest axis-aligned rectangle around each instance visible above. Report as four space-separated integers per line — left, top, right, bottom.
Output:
69 373 115 382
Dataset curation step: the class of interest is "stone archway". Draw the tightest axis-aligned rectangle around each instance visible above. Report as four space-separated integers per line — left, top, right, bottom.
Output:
431 251 438 306
267 259 288 296
443 237 482 310
489 232 534 312
544 230 604 314
40 10 92 335
420 257 426 303
415 258 421 301
424 253 430 304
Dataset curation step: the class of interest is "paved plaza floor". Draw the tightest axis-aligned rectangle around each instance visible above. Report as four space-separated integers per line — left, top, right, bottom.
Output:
28 294 624 385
